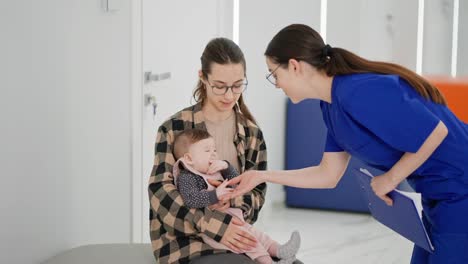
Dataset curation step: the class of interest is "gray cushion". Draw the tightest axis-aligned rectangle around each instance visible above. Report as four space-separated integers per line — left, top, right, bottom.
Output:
42 243 304 264
191 254 304 264
42 243 155 264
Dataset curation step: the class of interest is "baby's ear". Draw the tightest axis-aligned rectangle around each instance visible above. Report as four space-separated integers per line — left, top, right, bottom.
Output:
183 153 193 164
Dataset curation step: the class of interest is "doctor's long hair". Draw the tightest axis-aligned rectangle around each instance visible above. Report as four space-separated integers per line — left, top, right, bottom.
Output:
265 24 447 106
193 37 257 124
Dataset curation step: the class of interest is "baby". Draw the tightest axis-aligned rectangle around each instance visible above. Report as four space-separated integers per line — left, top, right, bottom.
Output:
172 128 300 264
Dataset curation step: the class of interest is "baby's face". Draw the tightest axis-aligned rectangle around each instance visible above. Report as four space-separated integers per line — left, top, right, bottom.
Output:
187 137 218 173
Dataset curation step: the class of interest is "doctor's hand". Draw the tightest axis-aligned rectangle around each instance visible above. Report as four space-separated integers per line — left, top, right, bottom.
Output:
370 173 399 206
215 180 234 199
226 170 265 200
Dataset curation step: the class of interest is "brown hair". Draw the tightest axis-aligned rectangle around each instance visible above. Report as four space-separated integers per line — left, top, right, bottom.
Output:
265 24 447 105
193 37 258 123
173 129 212 160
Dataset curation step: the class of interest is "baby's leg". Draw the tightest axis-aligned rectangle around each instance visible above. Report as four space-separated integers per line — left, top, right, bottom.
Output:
242 224 299 264
267 242 279 258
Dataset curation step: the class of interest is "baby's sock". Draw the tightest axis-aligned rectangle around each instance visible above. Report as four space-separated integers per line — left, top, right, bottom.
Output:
277 231 301 259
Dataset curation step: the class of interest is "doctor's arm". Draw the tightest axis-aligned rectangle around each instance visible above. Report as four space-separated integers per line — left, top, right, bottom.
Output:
371 121 448 205
228 151 351 197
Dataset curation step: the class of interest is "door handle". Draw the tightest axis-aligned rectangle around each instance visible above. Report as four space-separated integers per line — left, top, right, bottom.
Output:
144 94 158 118
144 71 171 83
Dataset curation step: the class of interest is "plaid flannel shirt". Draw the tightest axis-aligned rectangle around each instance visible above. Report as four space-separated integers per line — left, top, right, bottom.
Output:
148 102 268 264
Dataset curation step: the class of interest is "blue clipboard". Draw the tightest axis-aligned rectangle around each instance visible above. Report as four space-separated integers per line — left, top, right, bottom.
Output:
353 168 434 253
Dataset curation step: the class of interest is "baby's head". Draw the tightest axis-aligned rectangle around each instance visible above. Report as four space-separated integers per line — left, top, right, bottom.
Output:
173 129 218 173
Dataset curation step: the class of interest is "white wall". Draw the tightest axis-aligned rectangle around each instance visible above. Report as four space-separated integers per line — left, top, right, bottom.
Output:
423 0 453 75
0 1 132 263
458 0 468 77
360 0 419 69
65 0 132 247
327 0 364 56
239 0 322 207
358 0 393 61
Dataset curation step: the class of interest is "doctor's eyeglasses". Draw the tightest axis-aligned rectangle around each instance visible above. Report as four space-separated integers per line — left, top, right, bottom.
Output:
266 64 282 86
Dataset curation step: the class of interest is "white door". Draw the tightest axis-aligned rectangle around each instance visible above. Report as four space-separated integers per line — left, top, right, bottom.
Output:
136 0 234 243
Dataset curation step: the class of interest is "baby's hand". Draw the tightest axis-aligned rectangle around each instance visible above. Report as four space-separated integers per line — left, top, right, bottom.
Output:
216 180 234 199
207 160 229 175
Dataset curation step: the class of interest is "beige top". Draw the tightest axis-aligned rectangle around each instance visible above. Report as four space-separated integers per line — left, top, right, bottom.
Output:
204 111 240 172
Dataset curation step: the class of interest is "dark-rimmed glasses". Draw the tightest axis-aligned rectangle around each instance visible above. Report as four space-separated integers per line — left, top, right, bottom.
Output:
206 78 248 95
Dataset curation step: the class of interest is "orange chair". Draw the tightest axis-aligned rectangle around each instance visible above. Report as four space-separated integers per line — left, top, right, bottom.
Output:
426 77 468 123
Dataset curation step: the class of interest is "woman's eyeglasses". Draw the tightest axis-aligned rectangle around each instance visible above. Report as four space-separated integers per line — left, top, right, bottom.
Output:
206 79 248 95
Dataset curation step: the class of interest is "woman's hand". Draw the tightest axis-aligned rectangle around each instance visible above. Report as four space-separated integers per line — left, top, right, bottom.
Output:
207 160 229 175
220 217 257 252
226 170 265 199
370 173 399 206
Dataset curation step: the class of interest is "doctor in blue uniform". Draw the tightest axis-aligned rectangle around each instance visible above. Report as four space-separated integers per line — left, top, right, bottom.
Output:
228 24 468 264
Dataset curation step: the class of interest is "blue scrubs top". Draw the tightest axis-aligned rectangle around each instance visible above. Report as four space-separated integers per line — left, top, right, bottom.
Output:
320 73 468 203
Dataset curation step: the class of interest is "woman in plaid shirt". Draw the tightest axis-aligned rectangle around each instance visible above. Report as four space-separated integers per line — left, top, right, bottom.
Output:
149 38 302 264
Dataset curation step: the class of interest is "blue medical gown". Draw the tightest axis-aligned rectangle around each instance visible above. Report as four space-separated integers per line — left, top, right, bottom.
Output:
320 73 468 261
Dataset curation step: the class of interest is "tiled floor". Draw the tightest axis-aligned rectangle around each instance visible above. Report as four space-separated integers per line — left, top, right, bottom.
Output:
254 201 414 264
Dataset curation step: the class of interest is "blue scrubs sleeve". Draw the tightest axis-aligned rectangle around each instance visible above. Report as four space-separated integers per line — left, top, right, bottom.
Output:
325 131 344 152
341 76 440 153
